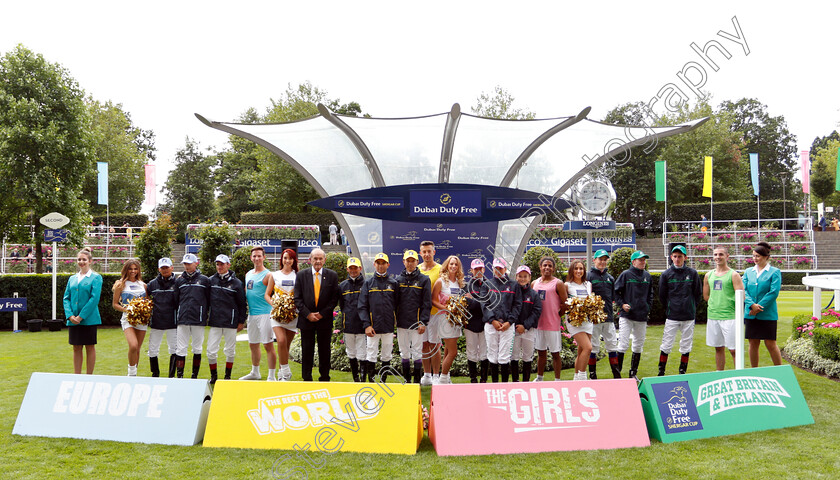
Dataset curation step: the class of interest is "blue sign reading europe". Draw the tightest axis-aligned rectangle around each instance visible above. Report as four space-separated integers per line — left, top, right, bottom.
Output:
409 190 482 218
651 381 704 434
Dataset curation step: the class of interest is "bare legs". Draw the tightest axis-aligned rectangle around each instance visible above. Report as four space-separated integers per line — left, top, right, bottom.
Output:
73 345 96 374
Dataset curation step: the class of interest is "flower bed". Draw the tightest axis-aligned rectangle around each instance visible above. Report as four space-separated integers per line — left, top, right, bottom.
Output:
764 231 782 241
787 231 808 241
694 258 711 269
690 232 709 243
692 244 711 255
738 232 758 242
790 244 809 254
713 233 734 243
793 257 812 270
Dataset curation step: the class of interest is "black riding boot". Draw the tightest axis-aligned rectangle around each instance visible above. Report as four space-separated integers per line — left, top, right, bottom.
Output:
468 360 479 383
501 363 510 383
350 358 360 382
679 353 690 375
210 367 218 385
617 352 625 373
169 354 177 378
413 360 423 384
490 362 499 383
480 359 489 383
401 359 411 383
191 354 201 379
176 356 185 378
658 351 668 376
150 356 160 377
510 361 519 382
628 352 642 379
522 361 532 382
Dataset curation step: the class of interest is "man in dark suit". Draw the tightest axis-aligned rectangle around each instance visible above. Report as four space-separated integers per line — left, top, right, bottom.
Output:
294 248 340 381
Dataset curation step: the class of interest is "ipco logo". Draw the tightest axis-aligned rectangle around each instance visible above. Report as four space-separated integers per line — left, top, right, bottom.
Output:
338 200 345 207
439 193 452 205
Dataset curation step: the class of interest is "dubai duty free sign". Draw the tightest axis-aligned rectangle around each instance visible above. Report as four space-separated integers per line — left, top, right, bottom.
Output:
638 365 814 443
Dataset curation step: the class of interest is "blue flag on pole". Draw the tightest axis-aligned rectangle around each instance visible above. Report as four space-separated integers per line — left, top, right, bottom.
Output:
749 153 759 196
97 162 108 205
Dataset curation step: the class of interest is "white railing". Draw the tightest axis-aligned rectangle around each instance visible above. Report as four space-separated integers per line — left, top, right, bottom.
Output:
661 218 817 270
1 226 147 274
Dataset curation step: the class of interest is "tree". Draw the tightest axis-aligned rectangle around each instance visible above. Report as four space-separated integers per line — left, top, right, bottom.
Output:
810 138 840 206
0 45 94 273
655 100 750 206
719 98 798 200
82 99 154 214
213 108 261 222
602 102 661 227
602 100 749 230
471 86 536 120
134 213 176 282
160 138 215 236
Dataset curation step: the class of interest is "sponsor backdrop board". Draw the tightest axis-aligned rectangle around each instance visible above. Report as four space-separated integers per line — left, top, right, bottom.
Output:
638 365 814 443
204 380 423 454
382 220 498 276
429 379 650 456
186 237 322 254
13 373 211 446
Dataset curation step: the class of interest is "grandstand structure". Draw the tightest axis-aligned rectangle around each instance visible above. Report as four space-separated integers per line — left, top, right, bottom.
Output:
661 218 818 271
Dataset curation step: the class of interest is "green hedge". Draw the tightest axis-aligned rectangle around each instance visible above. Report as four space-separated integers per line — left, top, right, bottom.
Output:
670 200 797 222
0 274 122 329
91 213 149 228
812 326 840 361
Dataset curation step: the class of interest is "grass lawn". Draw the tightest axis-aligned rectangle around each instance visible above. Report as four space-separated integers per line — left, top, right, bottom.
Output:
1 291 837 479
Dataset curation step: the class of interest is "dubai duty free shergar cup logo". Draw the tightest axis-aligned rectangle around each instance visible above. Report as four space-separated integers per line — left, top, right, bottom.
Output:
440 193 452 205
338 200 345 207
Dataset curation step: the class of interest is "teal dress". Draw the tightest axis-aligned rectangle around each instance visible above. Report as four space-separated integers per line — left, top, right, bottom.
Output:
742 265 781 340
63 271 103 326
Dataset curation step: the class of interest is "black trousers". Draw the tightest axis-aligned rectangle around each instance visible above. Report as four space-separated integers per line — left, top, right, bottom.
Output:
300 326 332 381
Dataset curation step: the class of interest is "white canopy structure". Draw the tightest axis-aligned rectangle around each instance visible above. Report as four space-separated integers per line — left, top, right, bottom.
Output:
197 104 706 268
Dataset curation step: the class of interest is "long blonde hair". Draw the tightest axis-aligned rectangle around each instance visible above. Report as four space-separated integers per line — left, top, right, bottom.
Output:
440 255 465 288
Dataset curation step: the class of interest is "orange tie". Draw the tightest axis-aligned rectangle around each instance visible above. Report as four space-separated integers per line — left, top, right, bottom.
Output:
314 271 321 307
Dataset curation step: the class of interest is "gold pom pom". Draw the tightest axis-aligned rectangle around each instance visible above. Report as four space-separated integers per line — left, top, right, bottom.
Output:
270 288 297 324
445 294 470 326
125 296 153 326
565 294 607 326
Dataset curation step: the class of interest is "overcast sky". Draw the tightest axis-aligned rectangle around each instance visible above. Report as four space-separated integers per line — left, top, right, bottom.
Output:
2 1 838 210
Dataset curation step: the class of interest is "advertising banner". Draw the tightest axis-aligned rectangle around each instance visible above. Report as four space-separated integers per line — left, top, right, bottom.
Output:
428 379 649 456
382 220 498 276
638 365 814 443
186 237 322 254
526 228 635 253
13 373 211 445
203 379 423 454
309 183 572 224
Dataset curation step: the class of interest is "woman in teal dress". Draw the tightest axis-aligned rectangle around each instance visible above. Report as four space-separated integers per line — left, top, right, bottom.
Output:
63 247 103 374
742 242 783 367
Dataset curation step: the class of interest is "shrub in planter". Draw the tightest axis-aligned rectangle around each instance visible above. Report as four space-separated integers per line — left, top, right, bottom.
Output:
522 247 566 279
812 326 840 361
135 214 176 282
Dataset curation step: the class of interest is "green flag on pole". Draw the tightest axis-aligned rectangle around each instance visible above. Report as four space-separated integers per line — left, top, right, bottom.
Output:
655 161 666 202
836 148 840 191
